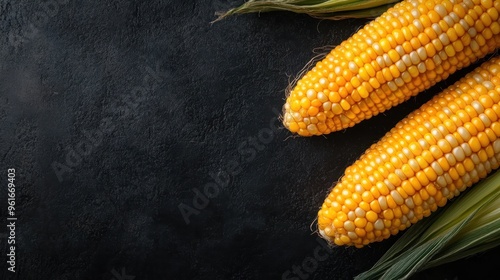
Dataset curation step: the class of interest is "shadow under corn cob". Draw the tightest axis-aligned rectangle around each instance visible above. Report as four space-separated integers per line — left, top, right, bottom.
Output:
283 0 500 136
318 56 500 247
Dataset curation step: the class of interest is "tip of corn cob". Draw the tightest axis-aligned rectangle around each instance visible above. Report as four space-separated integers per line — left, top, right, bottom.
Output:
283 0 500 137
318 56 500 247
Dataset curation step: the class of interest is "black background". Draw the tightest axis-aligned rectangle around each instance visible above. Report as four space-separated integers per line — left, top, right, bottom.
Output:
1 0 499 279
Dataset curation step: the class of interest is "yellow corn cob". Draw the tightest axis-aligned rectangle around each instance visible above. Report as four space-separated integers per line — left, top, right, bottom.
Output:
317 56 500 247
283 0 500 136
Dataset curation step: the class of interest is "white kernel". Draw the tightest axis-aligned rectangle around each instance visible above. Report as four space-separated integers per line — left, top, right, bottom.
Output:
494 139 500 153
396 60 406 72
427 197 435 206
317 92 328 102
410 51 421 64
431 161 444 175
348 211 356 221
470 100 484 114
459 19 470 31
413 19 424 32
385 179 396 190
445 134 458 148
401 72 412 83
421 121 432 131
401 215 408 224
307 124 318 134
383 53 392 66
468 27 477 38
443 16 455 28
436 175 447 188
292 112 302 121
439 50 448 61
306 89 317 99
484 81 494 90
432 23 443 35
445 153 457 165
434 4 447 17
439 33 450 45
479 113 491 127
394 169 407 181
461 174 471 188
443 107 452 116
441 187 450 197
402 54 412 66
470 169 478 181
402 147 413 159
422 201 429 210
417 62 427 73
355 184 364 193
395 46 405 56
376 56 386 68
431 128 444 140
490 157 499 169
348 231 358 240
461 142 472 156
484 161 492 173
391 190 404 205
355 207 365 217
344 220 355 231
388 81 398 91
449 12 459 23
438 124 449 136
405 197 415 209
349 61 359 72
334 66 342 75
458 127 472 141
411 9 420 18
473 74 484 83
394 77 404 87
407 211 415 220
323 102 332 111
463 0 474 8
408 158 420 171
471 154 480 165
419 138 430 150
373 43 383 55
417 47 427 60
433 54 442 65
378 196 388 210
452 146 466 161
374 219 385 230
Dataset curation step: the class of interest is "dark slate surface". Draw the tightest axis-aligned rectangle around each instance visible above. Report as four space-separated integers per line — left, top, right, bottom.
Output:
1 0 499 279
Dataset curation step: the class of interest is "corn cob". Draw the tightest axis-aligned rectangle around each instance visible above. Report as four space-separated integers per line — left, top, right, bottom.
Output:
317 56 500 247
283 0 500 136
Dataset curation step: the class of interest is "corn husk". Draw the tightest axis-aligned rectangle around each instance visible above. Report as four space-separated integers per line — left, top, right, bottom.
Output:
215 0 401 21
355 170 500 280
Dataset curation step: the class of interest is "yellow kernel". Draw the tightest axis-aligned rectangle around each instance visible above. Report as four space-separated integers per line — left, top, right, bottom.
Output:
370 200 381 213
366 211 378 223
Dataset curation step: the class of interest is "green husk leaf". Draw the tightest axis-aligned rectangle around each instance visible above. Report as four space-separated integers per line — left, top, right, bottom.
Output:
214 0 401 21
355 170 500 280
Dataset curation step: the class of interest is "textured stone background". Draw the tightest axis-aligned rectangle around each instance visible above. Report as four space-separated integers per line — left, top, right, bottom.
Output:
1 0 499 279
